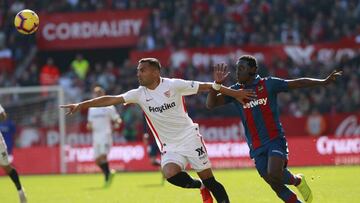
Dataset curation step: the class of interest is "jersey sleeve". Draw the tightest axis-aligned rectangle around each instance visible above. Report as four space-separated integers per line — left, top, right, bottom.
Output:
0 104 5 114
109 106 120 120
172 79 200 96
122 88 141 104
267 77 289 93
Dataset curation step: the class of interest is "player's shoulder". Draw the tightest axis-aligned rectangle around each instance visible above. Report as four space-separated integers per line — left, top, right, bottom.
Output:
161 77 184 87
127 86 145 94
162 77 179 83
263 76 284 81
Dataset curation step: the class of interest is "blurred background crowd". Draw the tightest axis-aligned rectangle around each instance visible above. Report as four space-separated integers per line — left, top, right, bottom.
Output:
0 0 359 142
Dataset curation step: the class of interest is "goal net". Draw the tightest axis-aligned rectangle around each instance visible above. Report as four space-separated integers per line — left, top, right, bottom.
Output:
0 86 67 173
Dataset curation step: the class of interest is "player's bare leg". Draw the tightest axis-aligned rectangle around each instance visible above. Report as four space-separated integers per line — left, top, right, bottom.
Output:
163 163 211 202
197 168 229 203
263 156 304 203
2 165 27 203
95 154 114 187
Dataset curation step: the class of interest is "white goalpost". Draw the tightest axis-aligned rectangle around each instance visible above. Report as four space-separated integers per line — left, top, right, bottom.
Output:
0 86 67 173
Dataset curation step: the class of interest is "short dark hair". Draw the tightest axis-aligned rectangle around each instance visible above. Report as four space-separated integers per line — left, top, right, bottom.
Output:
92 84 105 93
139 58 161 70
237 55 258 69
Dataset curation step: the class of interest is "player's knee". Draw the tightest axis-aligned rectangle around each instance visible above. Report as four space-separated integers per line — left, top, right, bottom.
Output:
2 165 13 174
162 163 181 179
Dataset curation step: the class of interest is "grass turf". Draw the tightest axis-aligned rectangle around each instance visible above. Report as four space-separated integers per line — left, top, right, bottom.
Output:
0 166 359 203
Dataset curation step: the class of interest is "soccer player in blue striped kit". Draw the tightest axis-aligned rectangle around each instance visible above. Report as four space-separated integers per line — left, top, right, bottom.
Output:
206 55 342 203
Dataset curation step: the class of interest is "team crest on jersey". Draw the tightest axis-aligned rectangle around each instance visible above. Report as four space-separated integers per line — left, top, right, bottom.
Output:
164 90 170 98
258 85 264 92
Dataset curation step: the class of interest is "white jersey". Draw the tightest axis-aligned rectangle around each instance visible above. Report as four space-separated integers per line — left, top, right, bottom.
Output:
0 104 4 114
87 106 120 143
122 77 201 152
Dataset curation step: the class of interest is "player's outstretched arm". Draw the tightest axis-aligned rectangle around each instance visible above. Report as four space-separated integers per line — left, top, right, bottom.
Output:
287 70 342 90
60 95 125 115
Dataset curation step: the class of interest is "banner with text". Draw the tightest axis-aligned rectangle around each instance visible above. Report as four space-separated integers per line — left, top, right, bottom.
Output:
37 10 150 50
130 41 360 67
1 136 359 175
13 112 360 148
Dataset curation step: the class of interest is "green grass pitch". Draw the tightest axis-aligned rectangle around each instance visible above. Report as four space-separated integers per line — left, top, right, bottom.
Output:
1 166 359 203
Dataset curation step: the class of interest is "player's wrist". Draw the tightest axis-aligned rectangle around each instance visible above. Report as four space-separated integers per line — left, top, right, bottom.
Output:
212 82 222 91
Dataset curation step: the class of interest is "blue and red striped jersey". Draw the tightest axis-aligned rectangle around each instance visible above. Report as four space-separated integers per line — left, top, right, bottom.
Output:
224 75 289 157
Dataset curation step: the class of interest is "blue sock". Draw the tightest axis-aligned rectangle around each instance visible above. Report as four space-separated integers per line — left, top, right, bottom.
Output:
283 169 301 186
278 186 302 203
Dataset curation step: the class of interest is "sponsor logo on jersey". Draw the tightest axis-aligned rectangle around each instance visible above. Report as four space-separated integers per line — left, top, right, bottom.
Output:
258 85 264 92
243 98 268 109
149 102 176 113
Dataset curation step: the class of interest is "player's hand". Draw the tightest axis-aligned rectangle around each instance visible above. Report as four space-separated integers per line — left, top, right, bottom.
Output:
60 103 81 115
213 63 230 84
234 89 257 105
324 70 342 84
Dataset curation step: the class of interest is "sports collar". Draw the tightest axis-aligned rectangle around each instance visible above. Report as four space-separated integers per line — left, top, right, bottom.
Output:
237 75 261 88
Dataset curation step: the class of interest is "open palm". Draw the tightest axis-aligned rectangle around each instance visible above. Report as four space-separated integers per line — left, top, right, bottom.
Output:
213 63 230 84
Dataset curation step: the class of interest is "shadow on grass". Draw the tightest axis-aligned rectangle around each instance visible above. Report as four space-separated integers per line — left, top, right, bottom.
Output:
84 186 106 191
140 182 165 188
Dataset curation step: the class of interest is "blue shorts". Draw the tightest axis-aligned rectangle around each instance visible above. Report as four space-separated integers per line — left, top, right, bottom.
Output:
253 137 289 177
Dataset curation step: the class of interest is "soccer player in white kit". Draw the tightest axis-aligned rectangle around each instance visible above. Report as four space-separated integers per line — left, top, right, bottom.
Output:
87 85 122 187
0 104 27 203
61 58 255 203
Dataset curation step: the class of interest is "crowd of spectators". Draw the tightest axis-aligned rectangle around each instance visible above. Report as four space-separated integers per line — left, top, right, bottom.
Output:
0 0 359 142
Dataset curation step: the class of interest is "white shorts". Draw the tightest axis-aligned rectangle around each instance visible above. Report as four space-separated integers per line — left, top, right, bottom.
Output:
161 134 211 172
93 141 112 159
0 134 9 166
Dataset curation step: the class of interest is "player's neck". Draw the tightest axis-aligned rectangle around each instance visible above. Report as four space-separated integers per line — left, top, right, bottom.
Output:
146 78 161 90
245 76 256 86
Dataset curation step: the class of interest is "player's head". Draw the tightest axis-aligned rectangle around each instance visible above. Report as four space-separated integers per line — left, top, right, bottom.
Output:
235 55 258 83
92 85 105 98
137 58 161 86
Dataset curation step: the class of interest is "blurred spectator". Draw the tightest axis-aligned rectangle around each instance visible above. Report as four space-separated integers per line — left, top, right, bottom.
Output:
40 58 59 86
71 54 89 80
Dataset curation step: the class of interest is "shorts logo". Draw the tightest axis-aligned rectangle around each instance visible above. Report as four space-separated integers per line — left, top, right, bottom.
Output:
195 147 205 156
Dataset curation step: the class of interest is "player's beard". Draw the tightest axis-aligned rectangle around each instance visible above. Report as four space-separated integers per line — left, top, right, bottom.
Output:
237 72 249 84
